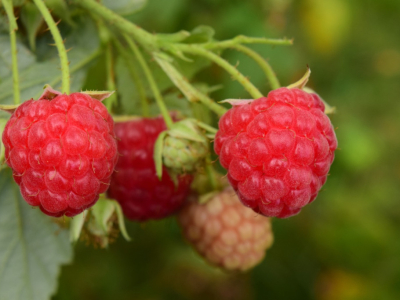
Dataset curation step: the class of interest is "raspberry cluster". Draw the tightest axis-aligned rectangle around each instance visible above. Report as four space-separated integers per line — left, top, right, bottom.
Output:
2 93 118 217
108 117 192 221
178 187 273 271
214 88 337 218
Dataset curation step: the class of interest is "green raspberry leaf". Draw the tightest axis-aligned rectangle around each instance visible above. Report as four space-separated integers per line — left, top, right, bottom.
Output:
0 170 73 300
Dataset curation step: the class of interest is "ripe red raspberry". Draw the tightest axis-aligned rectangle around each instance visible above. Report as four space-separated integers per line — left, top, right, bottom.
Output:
214 88 337 218
178 187 273 271
108 117 192 221
2 93 118 217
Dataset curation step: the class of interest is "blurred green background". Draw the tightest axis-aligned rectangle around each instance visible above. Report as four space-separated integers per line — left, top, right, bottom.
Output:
52 0 400 299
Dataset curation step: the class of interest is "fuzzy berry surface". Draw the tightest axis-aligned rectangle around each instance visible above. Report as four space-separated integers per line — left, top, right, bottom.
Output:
178 187 273 271
2 93 118 217
214 88 337 218
108 117 192 221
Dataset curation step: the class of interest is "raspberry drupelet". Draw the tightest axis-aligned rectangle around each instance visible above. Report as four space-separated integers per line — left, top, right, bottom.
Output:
108 117 192 221
178 187 273 271
214 88 337 218
2 92 118 217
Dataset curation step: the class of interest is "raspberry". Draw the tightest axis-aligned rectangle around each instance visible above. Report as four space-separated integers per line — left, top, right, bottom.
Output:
107 117 193 221
178 187 273 271
2 93 118 217
214 88 337 218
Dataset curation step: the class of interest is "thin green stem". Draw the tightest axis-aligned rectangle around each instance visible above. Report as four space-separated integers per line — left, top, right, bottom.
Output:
113 38 150 117
33 0 70 94
154 55 227 117
73 0 156 51
104 43 117 111
124 36 173 128
231 44 280 90
175 44 263 99
202 35 293 49
3 0 20 104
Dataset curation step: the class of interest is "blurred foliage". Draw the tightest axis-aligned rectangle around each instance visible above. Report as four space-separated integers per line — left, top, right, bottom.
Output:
0 0 399 299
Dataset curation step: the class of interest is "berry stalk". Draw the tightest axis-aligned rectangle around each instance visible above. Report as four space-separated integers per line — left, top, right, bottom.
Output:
154 56 228 116
174 44 263 99
3 0 20 104
33 0 70 94
230 44 280 90
124 36 173 128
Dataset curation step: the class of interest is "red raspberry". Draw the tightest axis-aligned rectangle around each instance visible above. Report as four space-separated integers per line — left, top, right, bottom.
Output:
214 88 337 218
108 117 192 221
2 93 118 217
178 187 273 271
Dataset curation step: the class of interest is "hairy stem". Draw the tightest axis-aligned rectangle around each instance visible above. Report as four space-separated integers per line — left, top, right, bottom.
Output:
33 0 70 94
113 39 150 117
154 56 227 117
125 36 173 128
175 44 263 99
3 0 20 104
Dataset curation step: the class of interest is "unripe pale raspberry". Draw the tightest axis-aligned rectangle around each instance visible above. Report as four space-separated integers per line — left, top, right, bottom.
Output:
214 88 337 218
178 188 273 271
2 93 118 217
108 117 193 221
162 136 208 173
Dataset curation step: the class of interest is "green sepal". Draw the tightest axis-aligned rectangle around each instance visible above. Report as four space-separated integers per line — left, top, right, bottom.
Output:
168 119 207 143
114 200 131 242
182 25 215 44
81 90 115 102
154 131 168 179
0 118 8 166
87 198 131 246
287 67 311 90
69 211 87 243
0 104 20 114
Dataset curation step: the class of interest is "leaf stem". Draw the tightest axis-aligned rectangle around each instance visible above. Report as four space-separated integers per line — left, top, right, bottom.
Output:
33 0 70 94
113 38 150 117
175 44 263 99
154 56 227 117
124 36 173 128
231 44 280 90
3 0 20 104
